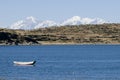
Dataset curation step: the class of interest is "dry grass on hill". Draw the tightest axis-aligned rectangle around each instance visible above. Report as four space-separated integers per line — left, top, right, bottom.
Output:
0 23 120 45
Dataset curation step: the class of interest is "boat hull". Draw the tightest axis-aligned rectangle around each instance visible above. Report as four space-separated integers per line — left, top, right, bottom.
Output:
13 61 36 65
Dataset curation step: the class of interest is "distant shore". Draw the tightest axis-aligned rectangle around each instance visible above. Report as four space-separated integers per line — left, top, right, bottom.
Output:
0 42 120 46
39 41 120 45
0 24 120 45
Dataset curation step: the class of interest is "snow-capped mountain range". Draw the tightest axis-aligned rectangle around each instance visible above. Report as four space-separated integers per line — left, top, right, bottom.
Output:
8 16 106 30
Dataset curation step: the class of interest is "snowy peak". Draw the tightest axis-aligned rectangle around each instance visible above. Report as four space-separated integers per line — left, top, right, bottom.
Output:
9 16 106 30
10 16 39 30
69 16 81 21
35 20 58 29
26 16 38 23
61 16 106 26
61 16 81 26
9 16 58 30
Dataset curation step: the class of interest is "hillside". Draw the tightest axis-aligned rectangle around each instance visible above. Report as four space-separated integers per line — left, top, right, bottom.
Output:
0 24 120 45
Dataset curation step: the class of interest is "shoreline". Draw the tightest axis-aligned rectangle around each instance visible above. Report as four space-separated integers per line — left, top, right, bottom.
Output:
0 42 120 46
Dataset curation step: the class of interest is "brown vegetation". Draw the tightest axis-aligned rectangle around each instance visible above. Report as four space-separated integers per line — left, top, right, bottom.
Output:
0 23 120 45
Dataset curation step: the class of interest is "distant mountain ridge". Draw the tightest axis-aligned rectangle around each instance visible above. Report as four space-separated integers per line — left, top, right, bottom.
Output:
61 16 106 25
8 16 106 30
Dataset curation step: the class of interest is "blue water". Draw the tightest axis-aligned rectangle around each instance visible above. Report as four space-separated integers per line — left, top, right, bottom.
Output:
0 45 120 80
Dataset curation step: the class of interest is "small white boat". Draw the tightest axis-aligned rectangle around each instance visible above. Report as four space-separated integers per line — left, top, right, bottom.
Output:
13 61 36 65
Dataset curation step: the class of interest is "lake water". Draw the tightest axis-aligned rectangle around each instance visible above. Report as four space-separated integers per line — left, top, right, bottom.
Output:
0 45 120 80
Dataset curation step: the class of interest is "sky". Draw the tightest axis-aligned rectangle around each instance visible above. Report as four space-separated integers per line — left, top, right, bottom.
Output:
0 0 120 27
